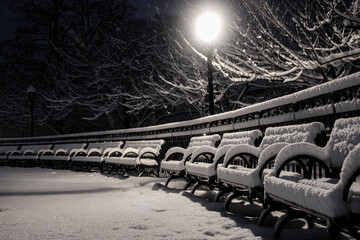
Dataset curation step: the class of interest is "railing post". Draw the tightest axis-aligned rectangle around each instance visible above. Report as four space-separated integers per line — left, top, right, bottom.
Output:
207 50 215 115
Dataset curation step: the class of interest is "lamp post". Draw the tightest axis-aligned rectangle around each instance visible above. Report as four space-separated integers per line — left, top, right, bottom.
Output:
27 85 36 137
196 12 222 115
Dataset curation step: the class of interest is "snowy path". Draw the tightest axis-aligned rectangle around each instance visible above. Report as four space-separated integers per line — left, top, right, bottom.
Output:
0 167 336 239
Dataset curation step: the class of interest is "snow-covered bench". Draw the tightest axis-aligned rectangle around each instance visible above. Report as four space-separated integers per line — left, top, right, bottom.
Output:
261 116 360 239
39 143 87 168
7 144 52 166
0 145 20 164
70 141 123 171
217 122 325 210
185 130 262 195
160 134 221 188
104 140 165 176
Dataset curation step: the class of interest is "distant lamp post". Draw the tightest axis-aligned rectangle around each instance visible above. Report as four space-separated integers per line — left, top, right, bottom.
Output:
196 11 222 115
27 85 36 137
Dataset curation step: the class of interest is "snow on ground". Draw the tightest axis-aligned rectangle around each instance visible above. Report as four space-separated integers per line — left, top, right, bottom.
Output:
0 167 344 240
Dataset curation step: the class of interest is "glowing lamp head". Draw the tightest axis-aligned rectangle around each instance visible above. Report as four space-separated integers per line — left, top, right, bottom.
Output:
196 12 222 43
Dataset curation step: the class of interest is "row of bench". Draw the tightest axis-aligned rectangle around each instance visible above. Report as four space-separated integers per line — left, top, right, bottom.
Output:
0 140 165 176
160 117 360 239
1 116 359 238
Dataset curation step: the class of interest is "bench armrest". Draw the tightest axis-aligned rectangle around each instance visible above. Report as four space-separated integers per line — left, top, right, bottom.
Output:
106 147 123 157
182 146 201 164
122 147 140 157
267 142 330 178
213 145 234 169
69 148 84 157
163 147 186 161
139 147 161 158
23 149 35 155
252 142 290 179
339 145 360 202
73 149 87 156
86 148 102 156
9 150 21 156
223 144 261 167
36 149 48 158
189 146 217 163
54 149 67 155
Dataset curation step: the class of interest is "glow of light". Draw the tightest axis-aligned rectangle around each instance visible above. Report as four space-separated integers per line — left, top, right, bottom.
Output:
196 12 222 42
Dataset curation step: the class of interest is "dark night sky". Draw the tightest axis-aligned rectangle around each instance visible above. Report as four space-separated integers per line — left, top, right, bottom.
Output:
0 0 16 40
0 0 183 40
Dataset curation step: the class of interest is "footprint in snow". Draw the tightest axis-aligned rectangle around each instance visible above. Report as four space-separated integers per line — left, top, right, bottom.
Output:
222 223 236 230
129 224 148 230
151 209 166 213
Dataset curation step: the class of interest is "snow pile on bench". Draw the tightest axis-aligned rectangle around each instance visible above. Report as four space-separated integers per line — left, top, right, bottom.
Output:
8 144 52 161
265 116 360 218
161 134 221 173
217 122 324 188
72 141 123 163
40 143 87 162
105 140 164 167
186 130 262 178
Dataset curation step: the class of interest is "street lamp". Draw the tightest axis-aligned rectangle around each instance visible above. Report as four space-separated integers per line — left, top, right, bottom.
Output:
27 85 36 137
196 12 222 115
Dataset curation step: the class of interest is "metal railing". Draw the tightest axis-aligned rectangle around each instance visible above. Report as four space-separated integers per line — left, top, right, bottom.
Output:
1 73 359 149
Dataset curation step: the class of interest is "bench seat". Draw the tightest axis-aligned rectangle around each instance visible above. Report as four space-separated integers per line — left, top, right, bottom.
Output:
261 117 360 239
106 156 138 166
104 140 164 176
216 122 324 208
161 135 221 188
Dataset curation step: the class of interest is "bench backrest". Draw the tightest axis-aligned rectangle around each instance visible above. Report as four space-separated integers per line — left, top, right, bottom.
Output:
21 144 52 153
53 143 86 151
188 134 221 148
218 130 262 148
0 145 19 154
260 122 325 151
103 141 123 149
123 140 164 151
326 116 360 167
87 142 105 150
87 141 122 150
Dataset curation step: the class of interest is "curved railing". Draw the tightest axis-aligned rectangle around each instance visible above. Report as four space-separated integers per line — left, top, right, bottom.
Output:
1 72 359 149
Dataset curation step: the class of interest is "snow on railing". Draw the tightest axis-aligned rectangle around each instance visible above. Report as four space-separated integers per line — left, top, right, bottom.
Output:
0 72 359 146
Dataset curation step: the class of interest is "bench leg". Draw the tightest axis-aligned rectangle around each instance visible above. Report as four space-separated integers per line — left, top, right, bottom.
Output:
183 180 193 190
274 210 293 239
258 205 274 226
250 188 265 208
106 164 114 174
165 174 176 187
225 189 251 211
246 191 254 205
327 217 339 240
99 162 106 173
190 181 201 194
214 189 224 202
224 191 238 211
214 188 230 202
67 160 72 169
274 208 315 239
152 170 159 178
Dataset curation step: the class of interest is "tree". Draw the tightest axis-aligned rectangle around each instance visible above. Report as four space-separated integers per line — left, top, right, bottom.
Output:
209 0 360 84
0 0 139 134
1 0 359 136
